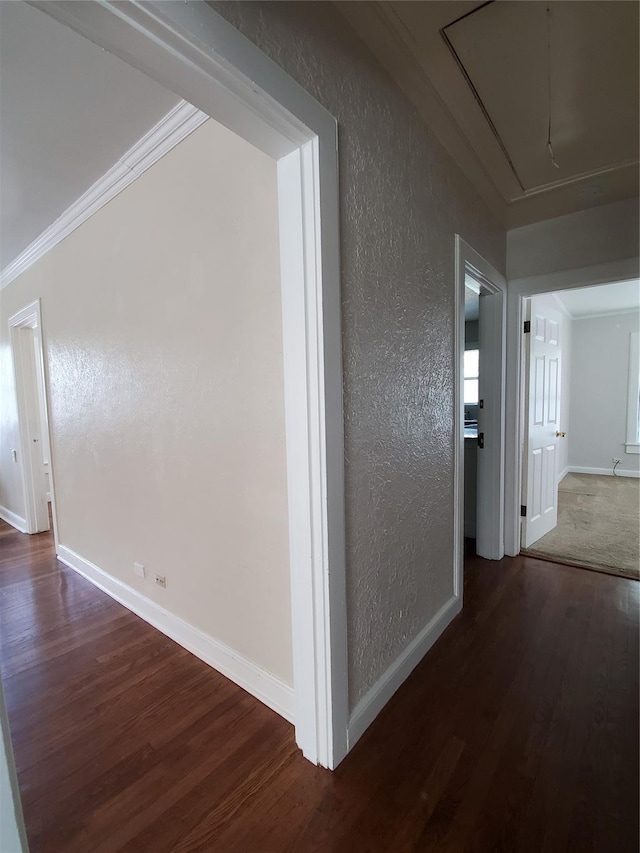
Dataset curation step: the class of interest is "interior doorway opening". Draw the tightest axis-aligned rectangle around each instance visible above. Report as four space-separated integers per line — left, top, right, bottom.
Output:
519 282 639 580
8 299 56 539
455 236 507 590
3 0 348 771
463 275 480 547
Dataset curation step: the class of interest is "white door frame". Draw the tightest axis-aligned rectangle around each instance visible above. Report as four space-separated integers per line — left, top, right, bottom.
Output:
30 0 349 769
504 255 640 556
8 299 58 539
454 236 506 587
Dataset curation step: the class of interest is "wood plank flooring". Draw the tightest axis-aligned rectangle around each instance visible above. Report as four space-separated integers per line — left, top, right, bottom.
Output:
1 518 638 852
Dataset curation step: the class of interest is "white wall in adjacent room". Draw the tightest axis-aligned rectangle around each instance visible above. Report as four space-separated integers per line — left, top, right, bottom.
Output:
0 117 293 687
569 311 640 475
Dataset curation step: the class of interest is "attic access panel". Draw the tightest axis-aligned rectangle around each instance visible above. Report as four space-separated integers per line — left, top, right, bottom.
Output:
442 1 640 192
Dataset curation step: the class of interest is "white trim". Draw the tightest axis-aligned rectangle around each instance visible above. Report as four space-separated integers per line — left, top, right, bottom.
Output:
573 308 640 321
455 236 507 576
8 300 55 537
1 102 207 289
29 0 348 769
347 596 462 750
0 505 28 534
625 444 640 454
566 465 640 479
504 256 640 557
557 465 570 484
551 293 573 318
57 544 295 723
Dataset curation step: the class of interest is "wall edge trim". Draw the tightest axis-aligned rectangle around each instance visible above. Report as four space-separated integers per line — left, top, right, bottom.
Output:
0 101 208 290
347 594 462 750
0 505 28 534
56 544 295 724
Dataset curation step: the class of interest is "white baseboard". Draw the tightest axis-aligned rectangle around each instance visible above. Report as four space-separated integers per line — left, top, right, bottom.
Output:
347 594 462 750
567 465 640 479
557 466 570 483
56 544 294 723
0 505 28 533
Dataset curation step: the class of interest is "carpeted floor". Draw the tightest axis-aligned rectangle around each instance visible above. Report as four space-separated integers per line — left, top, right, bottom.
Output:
523 472 640 580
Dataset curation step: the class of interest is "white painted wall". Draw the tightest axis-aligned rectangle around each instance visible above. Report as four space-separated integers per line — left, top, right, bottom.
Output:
569 311 640 475
0 680 28 853
0 117 293 686
507 197 640 281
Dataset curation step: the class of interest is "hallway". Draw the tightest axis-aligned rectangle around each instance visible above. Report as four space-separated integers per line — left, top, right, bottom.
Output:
1 518 638 852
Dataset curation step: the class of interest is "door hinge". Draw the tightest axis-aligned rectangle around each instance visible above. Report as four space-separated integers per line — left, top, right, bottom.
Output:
523 320 531 334
521 505 527 517
477 432 484 449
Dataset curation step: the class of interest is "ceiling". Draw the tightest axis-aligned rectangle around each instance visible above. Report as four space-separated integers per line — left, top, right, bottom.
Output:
555 280 640 319
2 1 637 272
0 1 180 270
338 1 639 228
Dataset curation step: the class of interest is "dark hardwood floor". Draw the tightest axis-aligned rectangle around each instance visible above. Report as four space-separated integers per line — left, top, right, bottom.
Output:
1 518 638 852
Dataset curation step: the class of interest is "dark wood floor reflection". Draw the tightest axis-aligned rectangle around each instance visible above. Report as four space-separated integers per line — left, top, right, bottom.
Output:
1 518 638 852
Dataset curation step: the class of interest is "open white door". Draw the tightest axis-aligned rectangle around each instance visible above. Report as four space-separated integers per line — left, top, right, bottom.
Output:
522 302 563 548
475 285 506 560
9 303 51 535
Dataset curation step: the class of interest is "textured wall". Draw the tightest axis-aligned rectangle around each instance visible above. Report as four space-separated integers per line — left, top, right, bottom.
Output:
0 118 293 684
211 1 505 708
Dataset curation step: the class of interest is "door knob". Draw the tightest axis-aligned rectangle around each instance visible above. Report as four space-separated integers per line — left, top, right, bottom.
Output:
555 431 566 438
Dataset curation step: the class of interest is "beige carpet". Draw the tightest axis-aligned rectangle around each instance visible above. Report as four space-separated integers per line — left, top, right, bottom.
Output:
523 473 640 580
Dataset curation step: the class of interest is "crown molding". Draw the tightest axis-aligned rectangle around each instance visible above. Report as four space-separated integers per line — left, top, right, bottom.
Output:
1 100 208 290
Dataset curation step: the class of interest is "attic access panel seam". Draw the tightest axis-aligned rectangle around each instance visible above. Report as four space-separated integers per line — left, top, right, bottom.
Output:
440 0 526 194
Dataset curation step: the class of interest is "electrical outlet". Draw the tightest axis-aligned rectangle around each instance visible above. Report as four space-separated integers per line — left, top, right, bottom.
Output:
612 457 622 464
133 562 145 579
154 573 166 589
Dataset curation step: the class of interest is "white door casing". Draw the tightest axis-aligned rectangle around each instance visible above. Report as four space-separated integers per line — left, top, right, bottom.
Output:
504 256 639 558
32 331 52 500
522 302 563 547
9 301 51 534
28 0 348 769
455 236 506 589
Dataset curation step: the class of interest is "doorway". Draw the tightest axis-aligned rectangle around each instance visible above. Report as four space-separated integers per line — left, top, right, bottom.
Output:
519 283 639 579
455 236 507 590
8 299 56 539
6 0 347 770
